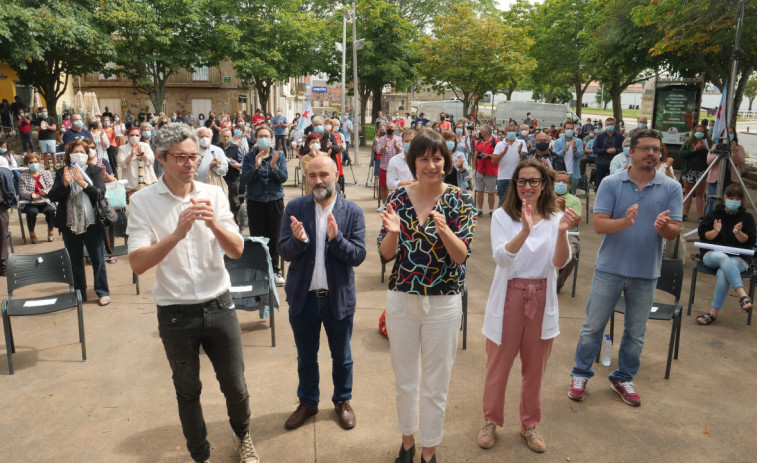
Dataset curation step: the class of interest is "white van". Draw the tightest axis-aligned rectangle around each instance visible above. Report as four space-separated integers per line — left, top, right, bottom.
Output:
413 100 465 122
494 102 580 129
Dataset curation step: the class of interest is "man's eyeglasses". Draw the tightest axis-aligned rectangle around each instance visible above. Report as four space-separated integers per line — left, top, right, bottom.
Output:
516 178 545 187
167 152 202 165
636 146 661 154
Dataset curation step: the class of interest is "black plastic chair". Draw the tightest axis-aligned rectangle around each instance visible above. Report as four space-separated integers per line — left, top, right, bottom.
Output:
7 228 13 253
2 249 85 374
224 238 278 347
574 176 591 224
609 259 684 379
687 247 755 326
461 283 468 350
571 243 580 297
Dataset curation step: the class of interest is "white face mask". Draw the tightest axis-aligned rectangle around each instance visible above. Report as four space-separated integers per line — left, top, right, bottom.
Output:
70 153 88 165
129 135 140 145
324 124 332 131
310 143 321 152
199 137 211 148
521 130 529 137
89 149 97 158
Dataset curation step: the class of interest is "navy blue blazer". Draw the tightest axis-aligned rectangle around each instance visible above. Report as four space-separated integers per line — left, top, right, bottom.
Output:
279 194 366 320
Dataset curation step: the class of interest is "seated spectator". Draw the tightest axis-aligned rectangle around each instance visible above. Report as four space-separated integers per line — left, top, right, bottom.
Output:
695 184 756 325
19 153 56 244
609 138 632 175
554 171 582 292
387 129 416 191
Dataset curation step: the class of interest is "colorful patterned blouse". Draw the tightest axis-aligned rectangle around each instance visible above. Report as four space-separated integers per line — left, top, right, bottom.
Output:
378 185 477 295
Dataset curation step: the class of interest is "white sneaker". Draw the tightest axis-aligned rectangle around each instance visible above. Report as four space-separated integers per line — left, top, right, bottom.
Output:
377 204 385 213
234 431 259 463
274 272 285 287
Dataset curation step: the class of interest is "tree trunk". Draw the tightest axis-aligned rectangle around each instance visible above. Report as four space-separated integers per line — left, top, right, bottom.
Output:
749 96 755 112
610 78 623 122
359 83 371 146
256 82 271 115
147 80 167 115
371 83 383 124
506 83 516 101
38 79 59 119
732 66 754 126
461 90 472 119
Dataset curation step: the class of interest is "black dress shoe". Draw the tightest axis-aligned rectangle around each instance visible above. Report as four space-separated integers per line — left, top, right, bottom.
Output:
395 443 415 463
284 401 318 429
335 401 356 429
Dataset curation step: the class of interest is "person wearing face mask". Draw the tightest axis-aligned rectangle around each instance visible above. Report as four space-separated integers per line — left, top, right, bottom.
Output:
89 121 112 164
492 123 528 210
525 132 558 174
579 118 594 140
553 171 582 292
704 127 744 216
628 116 648 139
118 126 158 196
609 139 632 175
441 131 461 188
376 122 404 212
251 108 266 129
216 127 245 223
591 117 624 191
0 155 16 275
16 108 34 154
695 183 756 325
35 106 58 170
278 155 366 433
205 111 222 144
48 140 110 305
552 122 584 193
371 122 388 181
300 133 330 195
679 125 713 222
19 152 56 244
241 125 288 285
232 127 250 154
62 114 93 146
579 130 597 178
517 124 535 152
195 127 229 195
387 129 417 191
272 108 289 158
84 138 115 178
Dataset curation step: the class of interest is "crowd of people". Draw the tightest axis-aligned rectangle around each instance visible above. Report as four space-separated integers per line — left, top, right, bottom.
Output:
0 97 752 463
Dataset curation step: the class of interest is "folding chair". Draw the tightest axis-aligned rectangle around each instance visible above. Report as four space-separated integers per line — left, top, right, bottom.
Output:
571 242 580 297
609 259 684 379
17 199 28 244
574 176 591 224
224 237 279 347
2 249 85 374
687 245 755 326
7 228 13 253
461 283 469 350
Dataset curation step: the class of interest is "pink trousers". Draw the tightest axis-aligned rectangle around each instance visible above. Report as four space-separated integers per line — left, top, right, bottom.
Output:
482 278 553 428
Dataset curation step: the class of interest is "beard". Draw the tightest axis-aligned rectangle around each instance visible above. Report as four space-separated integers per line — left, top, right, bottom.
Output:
312 181 335 201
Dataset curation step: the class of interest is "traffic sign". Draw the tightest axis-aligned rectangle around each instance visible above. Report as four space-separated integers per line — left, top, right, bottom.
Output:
312 86 328 94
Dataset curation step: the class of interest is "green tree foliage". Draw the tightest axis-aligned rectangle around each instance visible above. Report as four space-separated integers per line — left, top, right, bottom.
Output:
227 0 334 114
633 0 757 125
419 4 533 121
99 0 225 113
745 75 757 111
0 0 114 117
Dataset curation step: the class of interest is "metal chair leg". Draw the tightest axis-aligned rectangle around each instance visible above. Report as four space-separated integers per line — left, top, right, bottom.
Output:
270 304 276 348
462 285 468 350
687 267 698 316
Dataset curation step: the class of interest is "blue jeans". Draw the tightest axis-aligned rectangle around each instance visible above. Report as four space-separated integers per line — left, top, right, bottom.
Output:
289 293 354 407
62 224 109 300
496 179 510 206
594 164 610 192
572 269 657 383
703 251 748 309
24 203 55 233
157 292 250 462
706 182 717 216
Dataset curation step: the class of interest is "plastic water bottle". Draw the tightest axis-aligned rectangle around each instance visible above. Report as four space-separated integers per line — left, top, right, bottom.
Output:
600 334 612 366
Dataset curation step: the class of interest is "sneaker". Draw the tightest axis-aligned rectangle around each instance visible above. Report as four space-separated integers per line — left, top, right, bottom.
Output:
477 420 497 449
377 204 385 213
520 425 546 453
477 208 483 216
274 272 285 287
568 375 588 401
488 209 494 216
234 431 259 463
611 380 641 406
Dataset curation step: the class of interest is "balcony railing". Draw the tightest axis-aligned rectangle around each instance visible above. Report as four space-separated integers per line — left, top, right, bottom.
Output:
82 68 224 87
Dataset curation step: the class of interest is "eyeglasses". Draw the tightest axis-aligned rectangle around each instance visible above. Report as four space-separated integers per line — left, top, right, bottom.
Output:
167 152 202 165
636 145 661 154
516 178 544 187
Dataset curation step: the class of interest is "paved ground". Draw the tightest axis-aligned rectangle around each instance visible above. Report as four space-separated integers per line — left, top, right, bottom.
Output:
1 154 757 463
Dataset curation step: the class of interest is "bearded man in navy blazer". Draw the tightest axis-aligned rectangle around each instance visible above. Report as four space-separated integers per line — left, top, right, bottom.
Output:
279 155 366 431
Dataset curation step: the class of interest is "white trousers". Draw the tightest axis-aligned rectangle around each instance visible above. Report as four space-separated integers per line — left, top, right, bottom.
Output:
385 290 462 447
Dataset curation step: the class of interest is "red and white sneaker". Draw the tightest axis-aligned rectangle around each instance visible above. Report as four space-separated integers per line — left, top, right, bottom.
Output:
568 375 588 401
611 380 641 406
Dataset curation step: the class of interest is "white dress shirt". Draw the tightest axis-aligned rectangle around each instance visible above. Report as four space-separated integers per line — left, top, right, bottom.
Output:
309 196 336 291
126 178 242 306
386 152 414 190
117 142 158 189
196 145 229 182
494 139 526 180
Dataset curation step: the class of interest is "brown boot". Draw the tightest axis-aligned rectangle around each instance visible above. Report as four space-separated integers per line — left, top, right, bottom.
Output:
29 231 37 244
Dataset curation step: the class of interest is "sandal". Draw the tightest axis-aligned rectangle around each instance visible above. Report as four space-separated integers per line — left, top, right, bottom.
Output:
739 296 753 311
98 296 111 306
697 312 716 325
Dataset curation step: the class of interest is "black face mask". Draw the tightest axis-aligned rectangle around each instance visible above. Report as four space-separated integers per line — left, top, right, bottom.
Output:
380 130 386 136
536 142 549 151
386 129 395 135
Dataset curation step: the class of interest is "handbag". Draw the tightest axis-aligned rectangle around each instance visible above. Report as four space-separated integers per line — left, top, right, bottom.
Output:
95 189 118 227
104 181 127 209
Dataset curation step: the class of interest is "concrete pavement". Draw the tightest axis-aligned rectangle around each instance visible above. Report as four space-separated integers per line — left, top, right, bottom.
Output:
1 155 756 462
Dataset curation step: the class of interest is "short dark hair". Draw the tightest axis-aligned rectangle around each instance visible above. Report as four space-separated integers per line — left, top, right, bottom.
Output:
405 128 452 178
630 128 662 150
724 183 744 200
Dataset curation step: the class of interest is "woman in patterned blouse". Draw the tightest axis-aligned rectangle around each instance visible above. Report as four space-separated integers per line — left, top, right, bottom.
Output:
378 128 477 463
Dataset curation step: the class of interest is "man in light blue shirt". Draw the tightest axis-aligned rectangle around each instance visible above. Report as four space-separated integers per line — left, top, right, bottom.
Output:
552 121 584 192
568 129 682 407
341 114 353 166
272 108 288 157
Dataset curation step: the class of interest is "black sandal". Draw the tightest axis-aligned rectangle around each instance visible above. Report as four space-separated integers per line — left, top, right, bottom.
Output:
395 443 415 463
697 312 716 325
739 296 753 311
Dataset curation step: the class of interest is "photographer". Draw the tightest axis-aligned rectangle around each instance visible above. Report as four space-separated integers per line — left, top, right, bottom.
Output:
705 126 745 216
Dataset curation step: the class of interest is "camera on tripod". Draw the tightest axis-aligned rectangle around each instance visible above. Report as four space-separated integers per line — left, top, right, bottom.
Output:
712 140 732 159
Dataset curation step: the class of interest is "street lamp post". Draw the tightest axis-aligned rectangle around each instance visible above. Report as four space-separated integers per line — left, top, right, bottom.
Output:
343 3 363 166
341 13 347 116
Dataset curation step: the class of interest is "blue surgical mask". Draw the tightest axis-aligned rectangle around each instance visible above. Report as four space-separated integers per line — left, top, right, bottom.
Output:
623 147 630 156
446 141 456 151
558 133 565 139
694 132 705 139
455 128 463 135
256 137 271 150
606 125 615 132
234 129 243 137
0 148 6 154
314 125 325 134
506 132 517 140
554 182 568 195
73 120 84 129
40 112 47 117
29 162 40 171
403 142 411 151
638 122 647 129
729 134 735 141
565 129 574 138
142 131 152 139
725 199 741 211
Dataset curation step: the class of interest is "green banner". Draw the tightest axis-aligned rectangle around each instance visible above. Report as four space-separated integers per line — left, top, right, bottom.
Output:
653 87 698 145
